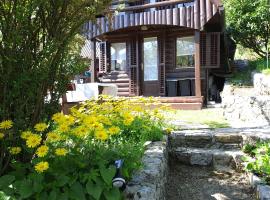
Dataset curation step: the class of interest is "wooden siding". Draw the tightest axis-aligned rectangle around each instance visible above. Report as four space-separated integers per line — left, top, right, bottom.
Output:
85 0 220 39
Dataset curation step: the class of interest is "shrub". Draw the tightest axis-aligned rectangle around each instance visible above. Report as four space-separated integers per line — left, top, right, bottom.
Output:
242 142 270 185
0 96 170 200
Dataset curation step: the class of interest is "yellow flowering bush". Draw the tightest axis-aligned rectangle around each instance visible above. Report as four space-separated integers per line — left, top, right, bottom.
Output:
0 96 170 200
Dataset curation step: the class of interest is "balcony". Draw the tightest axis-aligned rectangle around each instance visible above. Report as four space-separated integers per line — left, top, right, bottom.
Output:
84 0 222 39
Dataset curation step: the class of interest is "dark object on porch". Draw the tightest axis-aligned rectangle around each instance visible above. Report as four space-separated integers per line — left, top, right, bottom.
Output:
166 79 195 97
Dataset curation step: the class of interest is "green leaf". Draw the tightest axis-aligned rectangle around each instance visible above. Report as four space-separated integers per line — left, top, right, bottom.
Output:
38 192 48 200
86 180 103 200
0 175 15 189
69 182 86 200
48 189 57 200
100 166 116 186
18 179 33 199
104 188 121 200
58 192 68 200
56 175 70 187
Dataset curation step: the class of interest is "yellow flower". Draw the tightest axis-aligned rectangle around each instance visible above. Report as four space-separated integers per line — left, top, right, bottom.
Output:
108 126 120 135
64 116 75 126
46 132 62 142
58 124 70 133
34 123 47 132
21 131 33 140
34 161 49 173
52 112 65 123
0 133 4 139
73 126 89 138
83 116 96 127
0 120 13 129
9 147 21 155
55 148 68 156
26 134 42 148
95 129 108 140
123 116 134 126
36 145 49 157
92 122 103 130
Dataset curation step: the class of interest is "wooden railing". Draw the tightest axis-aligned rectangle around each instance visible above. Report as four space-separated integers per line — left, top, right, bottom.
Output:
84 0 222 39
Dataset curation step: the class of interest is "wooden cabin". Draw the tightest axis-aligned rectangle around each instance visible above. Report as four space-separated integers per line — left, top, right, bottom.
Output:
83 0 230 109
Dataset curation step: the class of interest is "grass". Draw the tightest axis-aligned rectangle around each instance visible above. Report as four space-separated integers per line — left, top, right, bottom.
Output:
165 108 230 129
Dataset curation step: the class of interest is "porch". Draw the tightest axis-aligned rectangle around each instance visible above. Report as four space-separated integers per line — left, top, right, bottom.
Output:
81 0 225 109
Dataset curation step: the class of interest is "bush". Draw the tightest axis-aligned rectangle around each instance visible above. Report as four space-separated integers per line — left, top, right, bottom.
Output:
242 142 270 185
0 96 170 200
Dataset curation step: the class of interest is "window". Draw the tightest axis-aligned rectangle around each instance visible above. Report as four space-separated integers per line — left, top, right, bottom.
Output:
176 36 195 68
111 43 126 71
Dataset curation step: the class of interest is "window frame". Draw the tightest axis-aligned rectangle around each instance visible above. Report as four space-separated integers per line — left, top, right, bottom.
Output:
175 36 195 69
110 42 127 72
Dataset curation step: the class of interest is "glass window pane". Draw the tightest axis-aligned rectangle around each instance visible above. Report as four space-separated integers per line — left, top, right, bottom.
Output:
176 36 195 68
144 37 158 81
111 43 126 71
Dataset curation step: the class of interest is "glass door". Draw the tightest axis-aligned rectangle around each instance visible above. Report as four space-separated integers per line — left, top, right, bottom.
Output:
143 37 159 96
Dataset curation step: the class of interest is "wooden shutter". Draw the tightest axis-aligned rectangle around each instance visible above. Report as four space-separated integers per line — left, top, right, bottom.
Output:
158 34 166 96
128 38 139 96
98 41 111 73
200 32 220 68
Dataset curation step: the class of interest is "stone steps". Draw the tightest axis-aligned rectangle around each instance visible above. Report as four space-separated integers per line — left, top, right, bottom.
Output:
169 130 243 149
171 147 244 172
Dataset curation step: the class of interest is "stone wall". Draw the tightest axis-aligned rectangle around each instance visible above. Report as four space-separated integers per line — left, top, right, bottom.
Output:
253 72 270 95
124 138 168 200
221 82 270 127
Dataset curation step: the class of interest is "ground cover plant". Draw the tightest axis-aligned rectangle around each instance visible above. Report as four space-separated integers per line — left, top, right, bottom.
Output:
242 142 270 185
0 96 169 200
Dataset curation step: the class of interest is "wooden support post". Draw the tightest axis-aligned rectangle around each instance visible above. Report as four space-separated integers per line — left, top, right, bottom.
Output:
90 40 96 83
194 31 201 97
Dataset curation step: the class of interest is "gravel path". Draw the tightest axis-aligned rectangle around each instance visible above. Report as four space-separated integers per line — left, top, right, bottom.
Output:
166 162 255 200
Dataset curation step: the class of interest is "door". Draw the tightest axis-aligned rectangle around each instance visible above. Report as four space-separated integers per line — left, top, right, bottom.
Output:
143 37 159 96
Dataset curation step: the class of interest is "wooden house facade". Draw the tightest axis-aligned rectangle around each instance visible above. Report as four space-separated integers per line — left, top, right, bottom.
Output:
84 0 229 109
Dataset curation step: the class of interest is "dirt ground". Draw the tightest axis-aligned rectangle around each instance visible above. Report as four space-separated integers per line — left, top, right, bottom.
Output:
166 161 255 200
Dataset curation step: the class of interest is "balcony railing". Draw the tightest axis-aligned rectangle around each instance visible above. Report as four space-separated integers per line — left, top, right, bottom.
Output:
84 0 222 39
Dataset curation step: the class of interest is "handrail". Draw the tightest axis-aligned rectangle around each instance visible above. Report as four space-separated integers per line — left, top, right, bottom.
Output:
109 0 194 12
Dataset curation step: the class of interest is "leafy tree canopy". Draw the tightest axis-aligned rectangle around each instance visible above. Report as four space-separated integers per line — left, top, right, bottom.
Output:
224 0 270 58
0 0 111 129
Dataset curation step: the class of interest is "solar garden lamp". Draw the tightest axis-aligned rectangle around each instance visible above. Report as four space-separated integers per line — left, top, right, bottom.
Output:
112 159 126 191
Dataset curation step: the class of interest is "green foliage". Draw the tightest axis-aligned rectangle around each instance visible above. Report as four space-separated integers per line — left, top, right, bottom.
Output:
242 142 270 185
0 97 169 199
229 58 268 86
224 0 270 58
0 0 111 129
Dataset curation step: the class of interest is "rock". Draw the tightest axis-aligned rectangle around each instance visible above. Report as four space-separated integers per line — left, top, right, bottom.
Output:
214 133 242 144
257 185 270 200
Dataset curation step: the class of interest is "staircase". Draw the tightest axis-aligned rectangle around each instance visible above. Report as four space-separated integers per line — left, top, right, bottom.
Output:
100 72 130 97
169 129 245 172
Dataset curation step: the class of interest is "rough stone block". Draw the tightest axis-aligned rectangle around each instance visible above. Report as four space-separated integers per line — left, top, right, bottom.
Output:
257 185 270 200
190 151 213 166
214 133 242 144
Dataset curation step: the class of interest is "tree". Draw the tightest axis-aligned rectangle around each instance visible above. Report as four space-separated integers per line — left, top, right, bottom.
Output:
224 0 270 58
0 0 111 130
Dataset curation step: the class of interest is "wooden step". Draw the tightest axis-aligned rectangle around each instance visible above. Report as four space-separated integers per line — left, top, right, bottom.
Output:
103 73 129 79
118 87 129 92
101 78 129 83
117 91 130 96
115 82 130 88
172 147 244 172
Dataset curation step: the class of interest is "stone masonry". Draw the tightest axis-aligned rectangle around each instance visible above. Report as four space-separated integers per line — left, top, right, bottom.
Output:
124 138 168 200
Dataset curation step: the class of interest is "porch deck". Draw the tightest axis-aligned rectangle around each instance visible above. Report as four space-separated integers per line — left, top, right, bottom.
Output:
62 96 203 114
